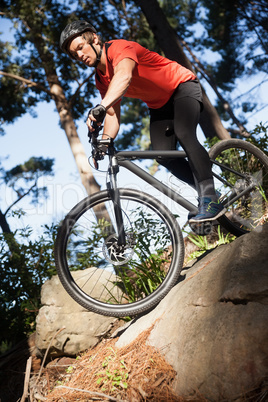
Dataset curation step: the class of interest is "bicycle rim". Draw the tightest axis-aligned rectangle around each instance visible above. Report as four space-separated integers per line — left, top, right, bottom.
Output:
209 139 268 236
55 189 184 317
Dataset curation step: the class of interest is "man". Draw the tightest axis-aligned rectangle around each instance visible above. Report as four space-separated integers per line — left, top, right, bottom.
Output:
60 20 225 223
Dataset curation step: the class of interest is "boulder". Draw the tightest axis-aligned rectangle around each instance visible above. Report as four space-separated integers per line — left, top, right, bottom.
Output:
35 269 121 357
116 224 268 400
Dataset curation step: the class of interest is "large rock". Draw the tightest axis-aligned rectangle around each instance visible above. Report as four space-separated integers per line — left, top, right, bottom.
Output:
35 269 120 357
116 225 268 400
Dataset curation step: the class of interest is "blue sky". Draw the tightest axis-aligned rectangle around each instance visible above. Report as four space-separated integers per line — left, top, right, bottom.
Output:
1 18 267 237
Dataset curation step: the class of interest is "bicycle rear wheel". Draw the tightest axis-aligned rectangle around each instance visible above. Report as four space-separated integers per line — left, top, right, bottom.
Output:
55 189 184 317
209 139 268 236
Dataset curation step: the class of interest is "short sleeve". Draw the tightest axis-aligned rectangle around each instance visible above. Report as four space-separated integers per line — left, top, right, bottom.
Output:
106 40 139 68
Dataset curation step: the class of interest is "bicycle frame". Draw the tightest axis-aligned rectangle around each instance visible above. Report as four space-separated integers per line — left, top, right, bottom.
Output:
104 147 197 246
116 150 197 212
94 138 257 245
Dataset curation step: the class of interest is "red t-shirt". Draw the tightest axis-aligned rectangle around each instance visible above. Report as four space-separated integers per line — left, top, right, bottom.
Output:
95 39 196 109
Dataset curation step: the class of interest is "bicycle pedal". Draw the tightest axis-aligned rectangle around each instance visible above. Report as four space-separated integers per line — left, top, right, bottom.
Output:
189 221 212 236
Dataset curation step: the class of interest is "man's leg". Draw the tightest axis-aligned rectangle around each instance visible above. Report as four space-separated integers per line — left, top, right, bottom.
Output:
173 97 225 222
150 119 196 187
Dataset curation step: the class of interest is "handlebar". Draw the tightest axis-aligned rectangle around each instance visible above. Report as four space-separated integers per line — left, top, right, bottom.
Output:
88 122 102 140
88 122 113 166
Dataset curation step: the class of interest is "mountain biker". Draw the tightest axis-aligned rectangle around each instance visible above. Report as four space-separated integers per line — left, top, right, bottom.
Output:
60 20 225 223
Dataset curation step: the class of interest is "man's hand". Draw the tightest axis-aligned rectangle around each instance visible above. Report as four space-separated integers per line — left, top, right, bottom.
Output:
87 104 106 131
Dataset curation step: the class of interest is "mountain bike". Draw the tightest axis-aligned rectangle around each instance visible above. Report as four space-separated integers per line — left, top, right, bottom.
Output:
55 124 268 317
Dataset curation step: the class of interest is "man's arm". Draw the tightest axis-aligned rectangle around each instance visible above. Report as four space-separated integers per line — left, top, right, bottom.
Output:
102 102 121 140
87 57 136 133
100 58 136 110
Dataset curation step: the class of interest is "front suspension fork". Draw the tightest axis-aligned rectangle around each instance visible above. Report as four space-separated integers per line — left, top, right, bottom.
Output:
108 157 126 246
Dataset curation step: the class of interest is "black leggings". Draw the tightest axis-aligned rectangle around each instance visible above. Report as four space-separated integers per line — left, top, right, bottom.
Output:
150 96 213 188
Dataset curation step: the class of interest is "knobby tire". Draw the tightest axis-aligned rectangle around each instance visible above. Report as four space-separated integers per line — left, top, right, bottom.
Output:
209 139 268 236
55 189 184 317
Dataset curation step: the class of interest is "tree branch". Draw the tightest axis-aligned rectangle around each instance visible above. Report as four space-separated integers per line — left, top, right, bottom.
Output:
0 71 52 96
68 71 95 107
238 2 268 53
233 78 268 101
108 0 134 35
4 182 37 216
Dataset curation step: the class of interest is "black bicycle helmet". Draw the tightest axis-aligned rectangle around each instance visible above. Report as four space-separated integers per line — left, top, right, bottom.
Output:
60 20 97 54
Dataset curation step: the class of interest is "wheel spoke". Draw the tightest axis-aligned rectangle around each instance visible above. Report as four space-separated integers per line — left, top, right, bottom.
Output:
55 189 184 317
210 140 268 235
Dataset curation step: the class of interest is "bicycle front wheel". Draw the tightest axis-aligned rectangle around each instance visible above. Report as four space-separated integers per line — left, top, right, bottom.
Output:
209 139 268 236
55 189 184 317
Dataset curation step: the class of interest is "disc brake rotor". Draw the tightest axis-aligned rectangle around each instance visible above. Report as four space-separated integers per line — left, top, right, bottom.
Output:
102 233 136 265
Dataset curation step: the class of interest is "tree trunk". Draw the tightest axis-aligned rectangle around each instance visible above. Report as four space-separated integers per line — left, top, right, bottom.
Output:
47 80 115 225
32 34 101 197
0 209 21 253
134 0 230 140
49 82 101 196
0 209 11 233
